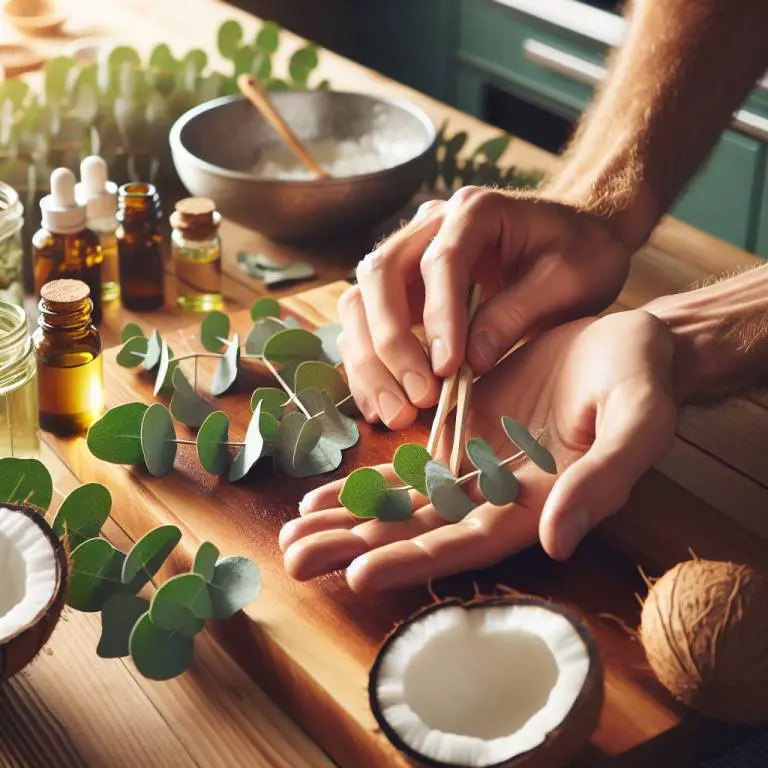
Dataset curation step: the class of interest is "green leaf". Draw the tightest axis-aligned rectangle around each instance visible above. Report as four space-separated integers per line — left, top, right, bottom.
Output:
150 573 212 637
217 19 244 59
288 44 319 87
314 324 343 366
87 403 149 465
207 556 262 619
121 323 145 343
98 593 149 659
108 45 141 72
140 404 177 477
297 389 358 450
116 336 148 368
315 78 331 91
250 296 281 320
255 21 280 53
466 437 519 506
393 443 431 496
249 51 271 82
250 387 289 419
184 49 208 74
266 77 289 92
228 401 267 482
122 525 182 591
0 458 53 510
262 328 324 381
211 333 240 396
52 483 112 549
193 542 220 582
473 135 511 165
262 262 316 286
170 368 213 428
501 416 557 474
149 43 180 72
244 317 285 355
142 330 163 370
68 538 125 612
129 611 194 681
153 340 175 396
44 56 74 104
200 310 230 353
425 461 477 523
377 489 413 522
0 78 29 110
274 411 341 478
196 411 231 476
340 467 388 519
294 360 350 405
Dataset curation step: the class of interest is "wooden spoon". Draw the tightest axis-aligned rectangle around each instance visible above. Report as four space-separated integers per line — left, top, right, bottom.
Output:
237 73 330 180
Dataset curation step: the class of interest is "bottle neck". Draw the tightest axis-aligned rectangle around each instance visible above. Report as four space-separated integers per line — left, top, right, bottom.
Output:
117 183 162 230
38 296 94 332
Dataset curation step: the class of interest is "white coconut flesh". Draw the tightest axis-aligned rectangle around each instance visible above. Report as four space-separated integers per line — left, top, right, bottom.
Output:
0 506 58 643
374 604 591 767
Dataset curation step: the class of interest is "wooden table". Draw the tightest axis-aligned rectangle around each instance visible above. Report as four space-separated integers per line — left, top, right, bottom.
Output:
3 0 768 766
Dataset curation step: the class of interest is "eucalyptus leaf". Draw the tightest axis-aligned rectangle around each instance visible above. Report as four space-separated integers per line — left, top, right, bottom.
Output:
122 524 182 591
466 437 519 506
250 387 289 419
153 340 175 396
377 489 413 522
274 411 341 478
228 401 267 482
255 21 280 53
207 556 262 619
294 360 349 405
68 538 125 612
339 467 388 519
250 296 281 320
121 323 145 343
44 56 74 105
244 317 285 355
150 572 212 637
314 324 343 366
142 330 163 370
289 44 319 87
297 389 358 450
129 611 194 681
140 404 177 477
425 461 477 523
116 335 148 368
200 310 230 353
262 328 324 381
262 261 316 287
393 443 431 496
52 482 112 549
98 593 149 659
211 333 240 396
196 411 231 476
149 43 180 72
170 368 213 428
473 135 511 164
0 457 53 510
217 19 244 59
501 416 557 474
184 49 208 74
87 403 149 465
193 541 220 582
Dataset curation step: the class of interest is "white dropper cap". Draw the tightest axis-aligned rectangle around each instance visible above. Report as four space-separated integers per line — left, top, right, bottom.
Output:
75 155 117 221
40 168 88 235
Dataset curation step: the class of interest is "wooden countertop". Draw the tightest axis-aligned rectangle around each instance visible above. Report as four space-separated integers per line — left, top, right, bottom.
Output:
2 0 768 766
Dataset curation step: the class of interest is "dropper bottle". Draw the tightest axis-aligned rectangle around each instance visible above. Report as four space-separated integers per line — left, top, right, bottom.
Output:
76 156 119 305
33 168 103 323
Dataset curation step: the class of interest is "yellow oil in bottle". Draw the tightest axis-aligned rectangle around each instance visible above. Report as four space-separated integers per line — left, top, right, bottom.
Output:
98 232 120 303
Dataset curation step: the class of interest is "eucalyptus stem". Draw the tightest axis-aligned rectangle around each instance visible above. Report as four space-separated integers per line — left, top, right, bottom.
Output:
172 352 223 363
250 354 311 418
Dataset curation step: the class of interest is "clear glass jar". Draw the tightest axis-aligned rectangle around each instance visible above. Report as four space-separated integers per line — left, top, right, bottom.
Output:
0 301 40 457
0 182 25 307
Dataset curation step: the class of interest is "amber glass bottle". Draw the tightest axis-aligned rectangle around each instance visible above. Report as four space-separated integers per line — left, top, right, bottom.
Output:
32 279 104 436
116 183 164 311
33 168 103 323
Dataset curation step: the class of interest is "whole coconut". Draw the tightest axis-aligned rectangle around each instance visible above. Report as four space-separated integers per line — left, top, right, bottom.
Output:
641 559 768 723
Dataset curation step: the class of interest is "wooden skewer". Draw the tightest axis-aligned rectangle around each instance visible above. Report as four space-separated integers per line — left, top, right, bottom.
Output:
237 74 331 180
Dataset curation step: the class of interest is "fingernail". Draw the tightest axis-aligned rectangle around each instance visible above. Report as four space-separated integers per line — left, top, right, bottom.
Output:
402 371 428 402
346 554 368 581
298 491 316 514
430 338 449 373
378 390 405 423
555 507 589 560
471 330 499 369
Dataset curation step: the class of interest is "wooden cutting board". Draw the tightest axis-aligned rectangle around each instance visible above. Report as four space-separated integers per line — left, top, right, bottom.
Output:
44 281 762 768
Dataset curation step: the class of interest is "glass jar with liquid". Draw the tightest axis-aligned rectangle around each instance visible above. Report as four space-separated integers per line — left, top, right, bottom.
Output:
0 182 25 308
0 301 39 457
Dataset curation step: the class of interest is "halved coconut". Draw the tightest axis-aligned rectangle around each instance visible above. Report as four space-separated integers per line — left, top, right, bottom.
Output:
369 597 603 768
0 503 67 683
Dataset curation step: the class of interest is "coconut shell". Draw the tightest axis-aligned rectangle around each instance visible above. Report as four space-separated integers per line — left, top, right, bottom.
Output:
369 596 604 768
0 503 68 684
641 559 768 723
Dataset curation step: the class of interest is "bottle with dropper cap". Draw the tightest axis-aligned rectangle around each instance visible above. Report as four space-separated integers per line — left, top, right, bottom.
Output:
33 168 103 323
76 156 119 305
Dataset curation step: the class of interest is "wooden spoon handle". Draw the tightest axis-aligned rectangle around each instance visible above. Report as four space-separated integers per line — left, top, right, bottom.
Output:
237 74 330 179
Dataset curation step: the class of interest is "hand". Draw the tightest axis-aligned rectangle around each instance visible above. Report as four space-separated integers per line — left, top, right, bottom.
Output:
280 310 677 592
337 187 633 429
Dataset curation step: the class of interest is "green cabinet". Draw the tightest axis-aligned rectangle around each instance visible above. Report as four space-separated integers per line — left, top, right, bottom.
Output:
754 148 768 257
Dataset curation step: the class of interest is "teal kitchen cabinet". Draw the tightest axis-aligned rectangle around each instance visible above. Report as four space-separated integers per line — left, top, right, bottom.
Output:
753 146 768 258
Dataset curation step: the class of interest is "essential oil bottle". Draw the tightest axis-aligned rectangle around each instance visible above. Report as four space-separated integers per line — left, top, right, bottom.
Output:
33 168 103 323
32 279 104 436
76 156 120 304
170 197 224 312
117 183 165 311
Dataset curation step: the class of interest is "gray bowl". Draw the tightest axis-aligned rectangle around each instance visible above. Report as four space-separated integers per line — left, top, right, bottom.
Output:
169 92 437 242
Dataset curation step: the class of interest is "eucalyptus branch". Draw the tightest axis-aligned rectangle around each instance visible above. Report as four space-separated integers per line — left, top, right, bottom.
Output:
245 354 311 418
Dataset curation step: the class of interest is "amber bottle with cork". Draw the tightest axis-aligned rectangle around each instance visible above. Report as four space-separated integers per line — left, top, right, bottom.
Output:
116 183 164 311
32 279 104 435
171 197 223 312
32 168 103 323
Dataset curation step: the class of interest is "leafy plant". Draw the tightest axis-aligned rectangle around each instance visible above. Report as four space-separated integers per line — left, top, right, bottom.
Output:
87 299 358 481
0 457 261 681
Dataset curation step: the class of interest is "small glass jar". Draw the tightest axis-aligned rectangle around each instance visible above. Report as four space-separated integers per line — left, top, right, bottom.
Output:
0 301 40 457
0 182 25 307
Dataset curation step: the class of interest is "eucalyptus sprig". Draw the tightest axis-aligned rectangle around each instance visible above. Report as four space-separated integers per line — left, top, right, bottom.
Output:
0 457 261 681
340 417 556 523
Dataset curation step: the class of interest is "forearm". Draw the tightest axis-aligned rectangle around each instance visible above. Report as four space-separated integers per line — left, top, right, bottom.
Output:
542 0 768 249
643 265 768 404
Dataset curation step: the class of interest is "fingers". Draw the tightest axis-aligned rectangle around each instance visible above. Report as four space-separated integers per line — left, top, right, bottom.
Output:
279 509 357 552
539 380 677 561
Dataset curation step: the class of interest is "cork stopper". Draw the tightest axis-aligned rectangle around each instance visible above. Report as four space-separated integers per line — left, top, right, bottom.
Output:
170 196 220 237
40 279 90 308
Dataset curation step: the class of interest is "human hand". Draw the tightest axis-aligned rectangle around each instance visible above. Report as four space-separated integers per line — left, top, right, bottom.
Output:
281 310 677 592
337 187 634 429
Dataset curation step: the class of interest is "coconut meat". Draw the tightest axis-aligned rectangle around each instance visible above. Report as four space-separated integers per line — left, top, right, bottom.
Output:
375 604 591 767
0 506 58 643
